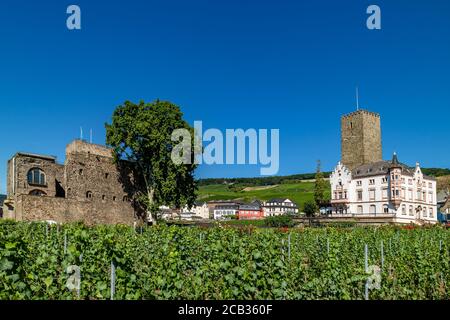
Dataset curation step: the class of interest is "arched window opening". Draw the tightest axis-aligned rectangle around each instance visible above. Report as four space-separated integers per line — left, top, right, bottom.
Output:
123 196 129 202
27 168 46 186
29 189 47 196
86 191 93 199
113 196 117 201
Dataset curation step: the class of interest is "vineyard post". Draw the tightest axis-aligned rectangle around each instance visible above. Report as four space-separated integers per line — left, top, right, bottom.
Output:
64 231 67 255
78 254 83 298
327 238 330 255
381 240 384 270
365 244 369 300
288 233 291 262
111 261 116 300
281 239 285 262
439 240 442 253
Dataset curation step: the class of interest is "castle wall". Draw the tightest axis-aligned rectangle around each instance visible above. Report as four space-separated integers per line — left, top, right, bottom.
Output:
14 194 135 225
4 140 138 225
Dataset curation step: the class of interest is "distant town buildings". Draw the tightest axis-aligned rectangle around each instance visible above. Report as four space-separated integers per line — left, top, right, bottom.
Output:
181 201 210 220
262 198 299 216
330 109 438 224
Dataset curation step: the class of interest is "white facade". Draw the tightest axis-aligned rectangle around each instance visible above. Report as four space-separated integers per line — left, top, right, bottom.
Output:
213 205 239 220
181 202 210 220
330 157 438 224
262 199 299 217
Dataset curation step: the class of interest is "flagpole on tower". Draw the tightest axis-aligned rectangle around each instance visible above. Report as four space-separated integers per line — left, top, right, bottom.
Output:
356 86 360 111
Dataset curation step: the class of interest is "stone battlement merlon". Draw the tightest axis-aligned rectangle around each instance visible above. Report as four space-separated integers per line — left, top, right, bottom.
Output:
65 139 114 158
341 109 380 119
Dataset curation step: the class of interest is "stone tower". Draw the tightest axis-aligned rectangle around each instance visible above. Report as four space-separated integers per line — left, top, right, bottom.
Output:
341 109 382 171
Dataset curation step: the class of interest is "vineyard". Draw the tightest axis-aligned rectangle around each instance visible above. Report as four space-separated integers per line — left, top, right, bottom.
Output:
0 220 449 300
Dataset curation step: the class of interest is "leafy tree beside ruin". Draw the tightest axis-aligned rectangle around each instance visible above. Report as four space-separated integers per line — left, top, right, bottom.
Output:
314 160 328 207
106 100 198 224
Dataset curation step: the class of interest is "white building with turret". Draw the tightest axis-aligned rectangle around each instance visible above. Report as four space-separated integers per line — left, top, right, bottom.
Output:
330 153 437 224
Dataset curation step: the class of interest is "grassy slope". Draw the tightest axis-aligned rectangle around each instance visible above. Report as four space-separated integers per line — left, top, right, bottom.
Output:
198 181 330 209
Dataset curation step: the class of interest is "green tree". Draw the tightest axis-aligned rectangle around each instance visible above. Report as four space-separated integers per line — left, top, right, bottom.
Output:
105 100 198 224
303 200 318 217
314 160 328 207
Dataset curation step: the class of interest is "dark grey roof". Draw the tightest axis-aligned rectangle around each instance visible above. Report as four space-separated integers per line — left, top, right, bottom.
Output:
351 160 435 181
239 204 261 210
267 198 289 203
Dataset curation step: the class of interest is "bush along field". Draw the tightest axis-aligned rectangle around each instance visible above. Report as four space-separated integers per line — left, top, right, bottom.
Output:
0 220 449 300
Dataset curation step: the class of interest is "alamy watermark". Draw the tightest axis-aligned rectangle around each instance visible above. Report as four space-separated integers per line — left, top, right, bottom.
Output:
171 121 280 176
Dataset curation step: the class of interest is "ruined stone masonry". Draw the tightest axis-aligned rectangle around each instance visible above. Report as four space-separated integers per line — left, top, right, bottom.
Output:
2 140 137 225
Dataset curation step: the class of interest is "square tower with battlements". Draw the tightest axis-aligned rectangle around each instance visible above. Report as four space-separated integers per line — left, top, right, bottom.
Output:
341 109 382 170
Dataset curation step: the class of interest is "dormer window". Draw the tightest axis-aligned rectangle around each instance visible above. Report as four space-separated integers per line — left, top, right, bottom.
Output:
27 168 46 186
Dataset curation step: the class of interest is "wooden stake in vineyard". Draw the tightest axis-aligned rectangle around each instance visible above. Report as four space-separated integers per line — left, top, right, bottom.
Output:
365 244 369 300
111 261 116 300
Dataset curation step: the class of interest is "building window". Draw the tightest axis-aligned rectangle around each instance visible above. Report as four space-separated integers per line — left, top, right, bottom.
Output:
383 204 389 213
27 168 46 186
428 182 432 188
357 190 363 201
369 189 375 200
357 205 363 214
369 179 375 185
409 205 413 216
423 207 427 218
356 181 362 186
429 208 433 218
382 177 387 184
370 205 376 214
408 190 413 200
29 189 47 196
402 205 406 215
382 188 388 199
86 191 93 199
429 192 433 203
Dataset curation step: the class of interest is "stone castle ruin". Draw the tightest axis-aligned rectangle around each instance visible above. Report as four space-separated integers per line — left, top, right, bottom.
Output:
2 140 138 225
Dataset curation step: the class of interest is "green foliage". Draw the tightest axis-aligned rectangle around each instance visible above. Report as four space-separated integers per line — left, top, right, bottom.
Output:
198 182 328 210
264 215 295 228
105 100 198 221
314 160 329 207
421 168 450 177
0 221 449 300
304 200 319 217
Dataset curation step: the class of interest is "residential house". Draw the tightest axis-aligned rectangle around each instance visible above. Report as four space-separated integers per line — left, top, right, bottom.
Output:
262 198 299 217
238 202 264 220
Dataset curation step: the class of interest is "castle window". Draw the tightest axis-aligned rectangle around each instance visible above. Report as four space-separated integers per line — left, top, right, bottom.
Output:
79 169 83 175
102 195 106 201
383 205 389 214
86 191 93 199
123 196 129 202
113 196 117 201
27 168 46 186
105 173 109 179
29 189 47 196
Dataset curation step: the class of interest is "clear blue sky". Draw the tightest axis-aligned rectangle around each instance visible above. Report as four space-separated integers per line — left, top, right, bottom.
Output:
1 0 450 194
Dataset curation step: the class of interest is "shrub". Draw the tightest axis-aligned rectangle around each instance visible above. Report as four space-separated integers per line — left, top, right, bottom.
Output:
264 215 294 228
